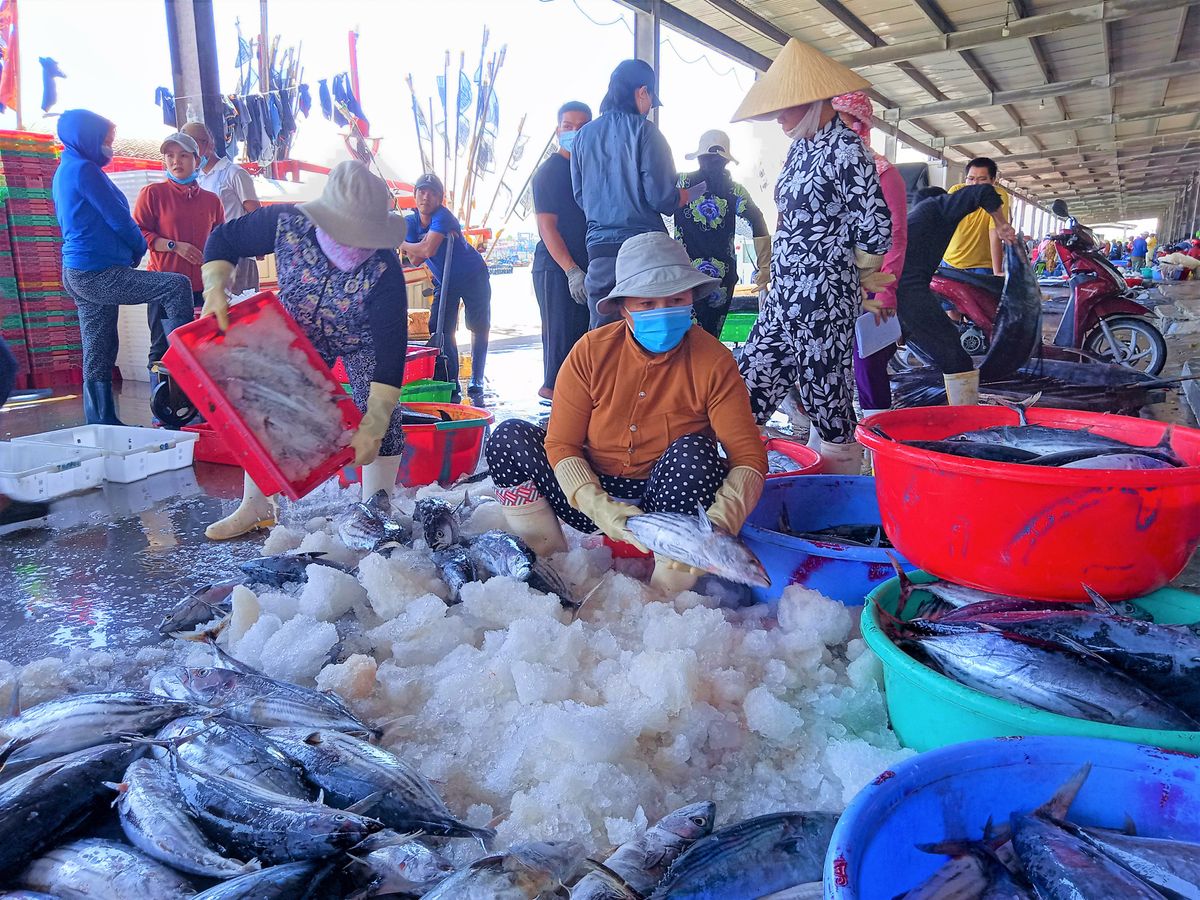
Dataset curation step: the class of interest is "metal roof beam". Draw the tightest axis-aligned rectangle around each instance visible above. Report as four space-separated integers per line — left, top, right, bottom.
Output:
1008 0 1072 125
996 131 1200 165
931 101 1200 147
888 58 1200 121
616 0 772 71
839 0 1200 69
699 0 790 44
1008 152 1200 180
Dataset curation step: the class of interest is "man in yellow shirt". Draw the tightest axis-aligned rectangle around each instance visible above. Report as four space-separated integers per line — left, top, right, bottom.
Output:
943 157 1010 276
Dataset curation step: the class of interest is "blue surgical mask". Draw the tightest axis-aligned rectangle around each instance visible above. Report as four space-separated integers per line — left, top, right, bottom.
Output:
628 306 693 353
165 166 199 185
99 144 114 164
558 130 577 153
198 154 209 168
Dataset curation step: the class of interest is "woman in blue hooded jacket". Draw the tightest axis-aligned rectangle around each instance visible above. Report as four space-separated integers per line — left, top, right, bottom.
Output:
53 109 194 424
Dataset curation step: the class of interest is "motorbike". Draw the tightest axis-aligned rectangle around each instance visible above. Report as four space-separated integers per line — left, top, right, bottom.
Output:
929 198 1166 375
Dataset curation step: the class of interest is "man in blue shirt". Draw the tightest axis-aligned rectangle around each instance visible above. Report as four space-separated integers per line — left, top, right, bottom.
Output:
571 59 699 329
1130 233 1149 271
402 174 491 403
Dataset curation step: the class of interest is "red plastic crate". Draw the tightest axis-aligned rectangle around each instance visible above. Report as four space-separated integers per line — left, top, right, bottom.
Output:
163 291 363 500
330 345 439 387
24 366 81 388
182 422 240 466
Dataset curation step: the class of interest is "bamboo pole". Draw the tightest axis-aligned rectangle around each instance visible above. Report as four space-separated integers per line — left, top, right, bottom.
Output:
450 51 464 213
479 113 526 230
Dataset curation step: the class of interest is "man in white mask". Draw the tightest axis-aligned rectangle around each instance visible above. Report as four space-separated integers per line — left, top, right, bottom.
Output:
730 40 893 475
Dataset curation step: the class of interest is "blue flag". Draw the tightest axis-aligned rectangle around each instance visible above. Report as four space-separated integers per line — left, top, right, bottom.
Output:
412 96 431 141
457 72 472 115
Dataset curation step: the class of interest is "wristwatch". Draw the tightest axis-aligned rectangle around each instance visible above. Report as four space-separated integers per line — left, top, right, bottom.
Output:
166 240 177 252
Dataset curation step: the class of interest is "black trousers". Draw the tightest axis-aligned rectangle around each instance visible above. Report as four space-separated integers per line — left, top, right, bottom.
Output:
897 284 973 374
485 419 726 533
693 270 740 339
533 266 589 391
149 290 203 368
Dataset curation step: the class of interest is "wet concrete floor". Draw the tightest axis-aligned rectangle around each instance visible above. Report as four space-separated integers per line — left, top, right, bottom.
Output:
1 277 1199 665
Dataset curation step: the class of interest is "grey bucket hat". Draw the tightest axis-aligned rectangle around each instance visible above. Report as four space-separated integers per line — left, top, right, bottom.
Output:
298 160 407 250
597 232 720 316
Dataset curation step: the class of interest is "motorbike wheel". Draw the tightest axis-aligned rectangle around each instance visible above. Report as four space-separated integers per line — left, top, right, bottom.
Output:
1082 316 1167 376
151 379 199 429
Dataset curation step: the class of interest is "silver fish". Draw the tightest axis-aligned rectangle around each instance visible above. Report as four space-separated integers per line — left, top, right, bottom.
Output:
108 756 258 879
414 497 461 550
0 743 138 879
978 240 1043 381
154 716 311 798
1061 452 1177 470
572 802 716 899
0 891 61 899
347 831 455 896
150 666 374 735
432 545 478 605
158 579 240 635
264 727 495 844
626 506 770 588
172 756 383 863
191 862 326 899
16 838 195 900
423 840 589 900
649 812 839 899
239 551 355 587
0 691 200 771
767 450 799 474
1060 821 1200 897
528 558 580 610
467 530 536 582
337 490 411 552
1011 814 1161 898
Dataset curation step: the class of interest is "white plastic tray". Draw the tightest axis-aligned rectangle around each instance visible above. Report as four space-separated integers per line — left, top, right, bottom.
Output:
15 424 198 484
0 441 105 501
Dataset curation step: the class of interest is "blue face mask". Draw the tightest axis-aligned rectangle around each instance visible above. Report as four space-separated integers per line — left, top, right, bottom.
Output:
165 166 199 185
628 306 693 353
198 154 209 168
558 130 577 153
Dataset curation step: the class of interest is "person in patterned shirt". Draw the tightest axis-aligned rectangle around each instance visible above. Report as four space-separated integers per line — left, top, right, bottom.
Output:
731 39 892 475
673 129 770 338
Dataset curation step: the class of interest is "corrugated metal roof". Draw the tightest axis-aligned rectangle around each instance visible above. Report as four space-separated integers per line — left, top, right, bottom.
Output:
626 0 1200 222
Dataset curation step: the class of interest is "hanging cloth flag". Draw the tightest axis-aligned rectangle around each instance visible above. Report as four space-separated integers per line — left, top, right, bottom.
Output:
412 94 431 142
318 78 332 120
331 73 368 132
511 182 534 220
0 0 19 114
298 82 311 118
456 71 472 116
38 56 63 112
474 136 495 175
457 114 470 153
154 87 176 127
508 132 529 168
235 33 252 68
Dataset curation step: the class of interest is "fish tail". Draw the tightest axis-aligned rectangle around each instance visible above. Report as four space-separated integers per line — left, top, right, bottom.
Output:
982 390 1042 426
1038 763 1092 821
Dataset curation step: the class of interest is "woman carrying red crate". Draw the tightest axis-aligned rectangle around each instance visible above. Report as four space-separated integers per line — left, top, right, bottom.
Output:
199 160 409 540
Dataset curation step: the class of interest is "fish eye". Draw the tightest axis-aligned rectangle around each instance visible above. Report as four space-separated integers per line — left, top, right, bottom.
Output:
691 816 709 827
195 668 211 677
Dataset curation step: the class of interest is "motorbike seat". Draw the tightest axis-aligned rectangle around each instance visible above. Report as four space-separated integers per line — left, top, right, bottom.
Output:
935 266 1005 295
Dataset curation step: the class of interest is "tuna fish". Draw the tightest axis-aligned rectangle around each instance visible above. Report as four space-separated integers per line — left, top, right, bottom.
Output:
336 490 410 552
626 506 770 588
346 832 456 896
422 840 589 900
239 551 355 587
0 743 139 878
650 811 839 898
107 756 259 879
158 579 240 635
431 545 478 605
414 497 461 551
1060 452 1178 470
191 862 327 899
572 802 716 900
979 240 1043 381
154 716 312 798
263 727 495 844
1057 820 1200 897
1011 814 1161 898
466 530 536 582
16 838 195 900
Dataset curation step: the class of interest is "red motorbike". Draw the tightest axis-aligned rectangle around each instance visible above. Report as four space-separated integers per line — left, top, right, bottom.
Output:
928 198 1166 375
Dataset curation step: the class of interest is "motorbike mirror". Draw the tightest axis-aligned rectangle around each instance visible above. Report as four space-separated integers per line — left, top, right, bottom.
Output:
1051 199 1069 217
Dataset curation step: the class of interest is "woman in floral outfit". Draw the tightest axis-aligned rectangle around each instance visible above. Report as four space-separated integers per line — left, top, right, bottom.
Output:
673 129 770 338
731 39 892 474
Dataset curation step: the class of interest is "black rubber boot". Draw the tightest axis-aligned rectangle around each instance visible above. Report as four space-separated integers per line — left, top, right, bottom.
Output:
82 380 124 426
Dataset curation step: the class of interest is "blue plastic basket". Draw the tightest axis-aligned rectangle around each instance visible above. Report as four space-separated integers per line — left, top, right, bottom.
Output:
739 475 913 606
825 735 1200 898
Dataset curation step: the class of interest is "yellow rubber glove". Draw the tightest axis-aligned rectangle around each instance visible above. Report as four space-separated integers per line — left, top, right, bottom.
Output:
554 457 649 552
350 382 402 466
706 466 764 536
753 235 772 292
201 259 235 331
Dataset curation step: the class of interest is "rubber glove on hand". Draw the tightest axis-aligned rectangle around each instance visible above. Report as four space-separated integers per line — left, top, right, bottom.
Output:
752 235 772 292
350 382 402 466
566 266 588 305
706 466 764 536
201 259 235 331
554 457 649 551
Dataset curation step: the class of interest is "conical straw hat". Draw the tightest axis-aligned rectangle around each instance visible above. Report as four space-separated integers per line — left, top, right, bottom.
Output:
732 38 869 123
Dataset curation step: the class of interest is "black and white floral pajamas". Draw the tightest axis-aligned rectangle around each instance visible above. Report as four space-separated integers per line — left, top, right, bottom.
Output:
737 119 891 443
486 419 726 533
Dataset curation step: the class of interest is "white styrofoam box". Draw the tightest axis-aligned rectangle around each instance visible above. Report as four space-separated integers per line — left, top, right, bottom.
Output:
15 425 198 484
116 304 153 383
0 441 105 501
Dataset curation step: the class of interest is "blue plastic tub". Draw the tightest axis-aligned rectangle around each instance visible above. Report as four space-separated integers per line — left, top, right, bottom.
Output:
740 475 912 605
825 735 1200 898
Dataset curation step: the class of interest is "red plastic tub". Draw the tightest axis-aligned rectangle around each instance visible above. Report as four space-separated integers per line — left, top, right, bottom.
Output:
163 291 362 500
858 406 1200 601
182 422 238 466
764 437 824 478
331 346 439 386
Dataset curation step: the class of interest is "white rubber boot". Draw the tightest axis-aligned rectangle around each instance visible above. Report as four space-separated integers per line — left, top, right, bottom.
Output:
499 495 568 557
361 455 401 499
205 472 276 540
944 369 980 406
819 440 865 476
806 423 822 450
650 555 699 594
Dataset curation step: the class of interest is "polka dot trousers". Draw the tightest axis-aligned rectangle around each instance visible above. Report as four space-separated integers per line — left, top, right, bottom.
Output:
485 418 727 533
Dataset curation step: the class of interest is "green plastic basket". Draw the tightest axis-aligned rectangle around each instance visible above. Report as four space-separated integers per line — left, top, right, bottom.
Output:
719 310 757 344
401 379 456 403
862 573 1200 754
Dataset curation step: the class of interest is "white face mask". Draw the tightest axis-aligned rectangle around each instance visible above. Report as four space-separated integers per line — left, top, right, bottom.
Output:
784 101 825 142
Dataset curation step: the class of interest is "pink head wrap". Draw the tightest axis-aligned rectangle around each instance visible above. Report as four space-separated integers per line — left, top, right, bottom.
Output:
831 91 892 176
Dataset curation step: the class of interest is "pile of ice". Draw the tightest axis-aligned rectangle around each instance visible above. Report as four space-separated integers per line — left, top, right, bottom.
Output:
211 480 911 851
194 303 351 481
